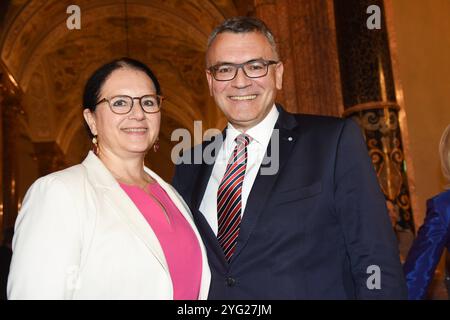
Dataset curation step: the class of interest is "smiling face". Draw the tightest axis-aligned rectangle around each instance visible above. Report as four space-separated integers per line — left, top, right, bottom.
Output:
206 31 283 131
83 68 160 159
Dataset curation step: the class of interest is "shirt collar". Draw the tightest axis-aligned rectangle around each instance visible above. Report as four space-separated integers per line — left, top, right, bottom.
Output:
225 104 279 146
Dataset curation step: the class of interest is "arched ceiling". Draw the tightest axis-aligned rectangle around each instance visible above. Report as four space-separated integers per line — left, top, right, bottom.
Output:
0 0 237 155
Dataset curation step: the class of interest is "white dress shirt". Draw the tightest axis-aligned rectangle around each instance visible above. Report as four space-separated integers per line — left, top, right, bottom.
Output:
199 105 279 235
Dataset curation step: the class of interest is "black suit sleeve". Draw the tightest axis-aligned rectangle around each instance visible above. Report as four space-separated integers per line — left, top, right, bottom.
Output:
172 162 184 195
172 147 199 207
334 119 407 299
172 161 191 205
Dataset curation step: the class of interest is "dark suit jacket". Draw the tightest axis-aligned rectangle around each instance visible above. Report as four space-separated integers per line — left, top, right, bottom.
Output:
173 106 407 299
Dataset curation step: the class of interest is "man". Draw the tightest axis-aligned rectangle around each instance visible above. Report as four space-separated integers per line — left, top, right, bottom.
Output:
173 17 407 299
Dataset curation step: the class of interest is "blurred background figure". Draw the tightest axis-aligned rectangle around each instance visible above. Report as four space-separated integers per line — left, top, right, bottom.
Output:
403 124 450 300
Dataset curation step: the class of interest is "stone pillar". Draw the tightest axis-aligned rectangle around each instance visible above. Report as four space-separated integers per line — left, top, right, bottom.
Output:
334 0 415 245
0 65 22 235
0 71 4 240
255 0 343 116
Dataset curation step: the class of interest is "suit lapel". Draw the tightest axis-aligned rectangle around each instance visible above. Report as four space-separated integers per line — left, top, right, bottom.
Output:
102 189 169 270
82 152 169 272
231 106 300 263
191 133 230 266
192 130 226 215
192 161 215 213
193 203 229 268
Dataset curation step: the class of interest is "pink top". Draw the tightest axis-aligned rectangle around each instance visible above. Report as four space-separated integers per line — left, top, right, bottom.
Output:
120 182 202 300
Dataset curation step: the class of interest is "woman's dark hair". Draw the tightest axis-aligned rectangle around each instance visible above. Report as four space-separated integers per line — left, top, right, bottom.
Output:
82 57 161 112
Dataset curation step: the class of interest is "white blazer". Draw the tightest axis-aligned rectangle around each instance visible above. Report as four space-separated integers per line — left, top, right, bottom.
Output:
7 151 211 300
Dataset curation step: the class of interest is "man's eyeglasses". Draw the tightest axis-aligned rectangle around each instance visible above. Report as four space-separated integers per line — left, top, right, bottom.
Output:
208 59 279 81
95 94 164 115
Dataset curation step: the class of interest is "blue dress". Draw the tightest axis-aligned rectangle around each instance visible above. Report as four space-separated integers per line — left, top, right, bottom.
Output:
403 190 450 299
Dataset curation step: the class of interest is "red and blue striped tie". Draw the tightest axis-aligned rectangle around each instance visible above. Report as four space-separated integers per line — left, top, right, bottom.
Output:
217 134 251 262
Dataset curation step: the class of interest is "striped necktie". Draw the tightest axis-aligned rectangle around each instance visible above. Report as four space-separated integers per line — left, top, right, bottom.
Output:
217 134 251 262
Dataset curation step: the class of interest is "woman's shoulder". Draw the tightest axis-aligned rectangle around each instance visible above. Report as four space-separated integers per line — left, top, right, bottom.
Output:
31 163 88 191
427 190 450 220
428 189 450 204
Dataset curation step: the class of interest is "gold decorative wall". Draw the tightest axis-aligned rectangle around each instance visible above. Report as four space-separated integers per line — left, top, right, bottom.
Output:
0 0 243 235
334 0 415 243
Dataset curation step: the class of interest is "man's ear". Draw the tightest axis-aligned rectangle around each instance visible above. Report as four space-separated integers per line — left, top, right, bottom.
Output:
206 70 214 96
83 109 97 136
275 62 284 90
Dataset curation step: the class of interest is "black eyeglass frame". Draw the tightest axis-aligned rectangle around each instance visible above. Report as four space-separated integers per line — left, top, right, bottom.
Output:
207 59 279 81
95 94 164 114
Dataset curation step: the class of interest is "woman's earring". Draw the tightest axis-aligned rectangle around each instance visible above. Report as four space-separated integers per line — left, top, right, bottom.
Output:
92 135 99 155
153 137 160 153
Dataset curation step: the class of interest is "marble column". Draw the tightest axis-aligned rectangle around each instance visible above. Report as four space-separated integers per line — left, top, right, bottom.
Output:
334 0 415 239
0 71 4 239
0 66 22 234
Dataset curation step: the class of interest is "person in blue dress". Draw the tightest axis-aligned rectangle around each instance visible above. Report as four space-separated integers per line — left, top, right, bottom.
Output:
403 125 450 299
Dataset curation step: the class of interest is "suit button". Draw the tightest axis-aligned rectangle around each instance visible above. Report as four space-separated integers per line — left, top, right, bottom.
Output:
226 277 236 287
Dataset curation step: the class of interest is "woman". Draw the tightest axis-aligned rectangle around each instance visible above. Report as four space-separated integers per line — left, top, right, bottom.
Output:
7 58 210 299
403 124 450 299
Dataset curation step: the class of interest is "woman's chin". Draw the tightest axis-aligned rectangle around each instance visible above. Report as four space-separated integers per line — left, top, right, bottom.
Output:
121 144 151 155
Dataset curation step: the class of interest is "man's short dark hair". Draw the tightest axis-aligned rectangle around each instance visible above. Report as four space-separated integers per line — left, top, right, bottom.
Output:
207 16 278 58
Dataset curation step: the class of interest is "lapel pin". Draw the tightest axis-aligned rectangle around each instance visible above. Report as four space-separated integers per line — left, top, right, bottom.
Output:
288 137 293 142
